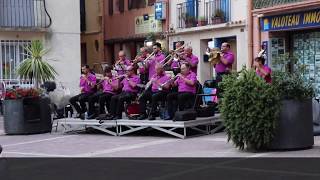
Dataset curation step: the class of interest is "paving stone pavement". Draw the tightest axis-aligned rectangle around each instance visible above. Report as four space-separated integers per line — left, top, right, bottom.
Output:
0 118 320 157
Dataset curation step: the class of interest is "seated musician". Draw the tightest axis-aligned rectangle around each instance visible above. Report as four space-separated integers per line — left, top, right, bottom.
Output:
115 51 132 75
181 46 199 75
109 66 141 120
166 63 197 120
70 65 96 118
138 63 171 120
146 42 165 80
87 66 119 119
168 41 184 75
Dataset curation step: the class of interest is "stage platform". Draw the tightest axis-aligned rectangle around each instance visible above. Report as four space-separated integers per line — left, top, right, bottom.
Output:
55 114 222 139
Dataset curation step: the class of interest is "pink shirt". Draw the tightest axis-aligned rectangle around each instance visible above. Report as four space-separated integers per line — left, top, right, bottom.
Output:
121 75 141 93
80 73 96 94
215 51 234 73
171 59 181 69
151 73 171 92
115 59 132 75
137 56 147 74
148 52 165 80
102 76 118 94
184 54 199 74
256 65 272 84
175 72 197 94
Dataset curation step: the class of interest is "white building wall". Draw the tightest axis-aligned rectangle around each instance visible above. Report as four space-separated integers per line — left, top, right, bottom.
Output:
0 0 81 94
45 0 81 94
168 0 249 83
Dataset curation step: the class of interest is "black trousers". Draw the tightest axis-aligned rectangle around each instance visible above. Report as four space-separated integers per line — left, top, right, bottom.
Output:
167 92 195 118
139 90 167 116
110 92 136 117
98 92 114 114
140 73 149 85
216 72 229 98
87 91 104 116
69 93 93 114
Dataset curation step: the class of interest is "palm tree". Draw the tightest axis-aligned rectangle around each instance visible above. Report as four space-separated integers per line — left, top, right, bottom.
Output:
17 40 57 88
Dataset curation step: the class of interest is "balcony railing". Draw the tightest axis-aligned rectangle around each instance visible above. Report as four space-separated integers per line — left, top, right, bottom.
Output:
205 0 230 25
0 0 52 30
253 0 304 9
177 0 231 29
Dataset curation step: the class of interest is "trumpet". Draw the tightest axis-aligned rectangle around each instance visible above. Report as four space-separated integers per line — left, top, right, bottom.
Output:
158 74 180 91
142 51 156 64
114 74 128 80
206 48 222 65
160 43 189 65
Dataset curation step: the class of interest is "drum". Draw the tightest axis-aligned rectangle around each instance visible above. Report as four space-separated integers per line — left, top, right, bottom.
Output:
126 102 140 116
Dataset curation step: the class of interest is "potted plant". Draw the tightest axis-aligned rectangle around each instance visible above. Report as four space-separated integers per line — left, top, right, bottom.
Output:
182 13 196 28
211 9 225 24
197 16 207 26
219 68 281 150
3 40 57 135
269 55 315 150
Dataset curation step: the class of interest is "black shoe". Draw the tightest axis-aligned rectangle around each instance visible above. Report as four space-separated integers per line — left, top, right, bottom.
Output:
148 116 156 120
138 114 147 120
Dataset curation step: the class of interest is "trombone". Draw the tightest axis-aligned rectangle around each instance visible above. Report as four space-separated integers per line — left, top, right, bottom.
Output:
160 42 190 65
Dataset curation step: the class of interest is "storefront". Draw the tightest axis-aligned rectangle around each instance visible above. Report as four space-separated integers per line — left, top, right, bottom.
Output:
259 8 320 97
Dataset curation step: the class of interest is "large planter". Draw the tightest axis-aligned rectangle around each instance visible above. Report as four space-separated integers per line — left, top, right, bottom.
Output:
269 99 314 150
3 97 52 135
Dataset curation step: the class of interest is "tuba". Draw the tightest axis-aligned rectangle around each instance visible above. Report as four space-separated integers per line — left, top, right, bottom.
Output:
206 48 221 66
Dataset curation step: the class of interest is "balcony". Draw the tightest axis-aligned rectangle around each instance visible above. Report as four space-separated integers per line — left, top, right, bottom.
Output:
253 0 304 9
177 0 230 29
0 0 52 31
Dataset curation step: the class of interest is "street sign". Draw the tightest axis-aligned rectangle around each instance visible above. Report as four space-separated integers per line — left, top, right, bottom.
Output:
155 2 166 20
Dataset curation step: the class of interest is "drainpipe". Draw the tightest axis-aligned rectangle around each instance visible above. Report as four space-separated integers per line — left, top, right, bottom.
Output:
248 0 253 68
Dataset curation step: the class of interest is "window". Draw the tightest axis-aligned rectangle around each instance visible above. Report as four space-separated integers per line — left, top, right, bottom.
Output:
80 0 86 32
128 0 146 10
148 0 156 6
0 40 31 80
109 0 113 15
113 0 124 13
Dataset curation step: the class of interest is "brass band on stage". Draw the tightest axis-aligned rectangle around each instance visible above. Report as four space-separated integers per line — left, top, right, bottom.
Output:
70 41 204 121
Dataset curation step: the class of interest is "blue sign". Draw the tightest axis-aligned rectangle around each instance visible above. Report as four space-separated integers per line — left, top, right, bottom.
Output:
261 9 320 31
155 2 165 20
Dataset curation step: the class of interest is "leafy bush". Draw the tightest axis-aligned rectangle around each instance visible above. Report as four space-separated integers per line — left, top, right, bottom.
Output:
219 69 281 150
272 71 315 100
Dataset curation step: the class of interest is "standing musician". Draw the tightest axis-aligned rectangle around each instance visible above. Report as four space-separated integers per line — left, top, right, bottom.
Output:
138 63 171 120
134 47 150 84
181 46 199 75
114 51 132 75
70 65 97 118
215 42 235 82
86 66 119 119
167 41 185 75
166 63 197 120
146 42 165 81
109 66 141 120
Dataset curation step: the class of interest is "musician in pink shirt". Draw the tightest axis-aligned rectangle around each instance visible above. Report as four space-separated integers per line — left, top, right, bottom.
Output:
254 57 272 84
70 65 96 118
181 46 199 74
86 66 120 119
114 51 132 75
146 42 165 80
166 63 198 120
109 66 141 119
138 63 171 120
134 47 149 84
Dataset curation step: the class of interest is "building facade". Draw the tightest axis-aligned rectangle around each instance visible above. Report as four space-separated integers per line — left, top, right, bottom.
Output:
104 0 169 62
80 0 105 68
0 0 81 94
250 0 320 96
168 0 249 83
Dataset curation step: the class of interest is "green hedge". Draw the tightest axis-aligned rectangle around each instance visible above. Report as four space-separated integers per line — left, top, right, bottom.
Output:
219 69 281 150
